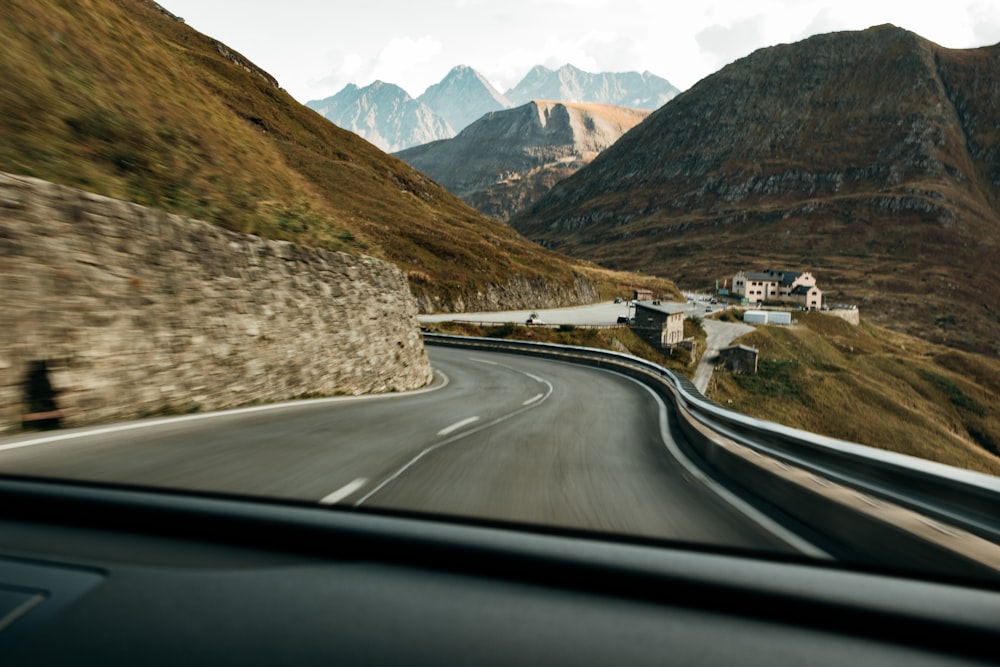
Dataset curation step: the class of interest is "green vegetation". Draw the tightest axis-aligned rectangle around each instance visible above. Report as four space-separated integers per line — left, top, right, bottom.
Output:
708 312 1000 475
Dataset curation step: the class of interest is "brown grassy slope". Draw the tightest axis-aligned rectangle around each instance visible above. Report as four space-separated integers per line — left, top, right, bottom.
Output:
424 318 704 378
708 313 1000 476
395 101 649 220
511 26 1000 355
0 0 666 309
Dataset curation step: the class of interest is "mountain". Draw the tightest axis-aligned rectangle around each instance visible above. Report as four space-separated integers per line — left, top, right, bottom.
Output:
417 65 512 135
395 101 649 220
306 81 453 152
505 64 679 109
310 63 677 147
511 25 1000 355
1 0 663 313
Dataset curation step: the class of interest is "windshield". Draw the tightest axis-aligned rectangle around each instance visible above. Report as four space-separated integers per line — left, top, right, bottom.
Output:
3 0 1000 588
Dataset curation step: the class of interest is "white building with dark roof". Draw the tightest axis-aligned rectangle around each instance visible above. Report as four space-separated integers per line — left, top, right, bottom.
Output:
732 269 822 309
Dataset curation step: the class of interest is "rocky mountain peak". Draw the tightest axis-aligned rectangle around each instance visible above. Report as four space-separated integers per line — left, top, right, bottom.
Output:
505 64 678 109
511 25 1000 355
306 80 452 151
396 100 648 220
417 65 512 132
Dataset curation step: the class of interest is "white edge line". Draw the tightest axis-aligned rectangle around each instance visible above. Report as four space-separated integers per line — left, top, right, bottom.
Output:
629 377 831 559
0 370 450 453
522 394 544 406
318 477 368 505
438 416 480 436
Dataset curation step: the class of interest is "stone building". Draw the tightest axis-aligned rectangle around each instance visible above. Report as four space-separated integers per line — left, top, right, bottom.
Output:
631 301 686 348
719 345 759 375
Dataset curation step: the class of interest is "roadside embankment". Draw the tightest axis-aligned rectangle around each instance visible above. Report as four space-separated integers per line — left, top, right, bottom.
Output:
0 172 433 432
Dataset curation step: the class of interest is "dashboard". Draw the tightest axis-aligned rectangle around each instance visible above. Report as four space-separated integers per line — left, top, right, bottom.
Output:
0 476 999 666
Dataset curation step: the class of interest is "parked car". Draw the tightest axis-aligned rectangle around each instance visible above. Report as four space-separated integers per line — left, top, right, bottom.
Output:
617 316 629 324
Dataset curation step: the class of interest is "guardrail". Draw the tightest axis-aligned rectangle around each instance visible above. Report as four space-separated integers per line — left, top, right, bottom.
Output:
424 332 1000 577
423 320 628 330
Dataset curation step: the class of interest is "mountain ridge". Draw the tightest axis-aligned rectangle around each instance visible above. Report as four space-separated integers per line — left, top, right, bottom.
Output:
396 100 649 220
2 0 669 313
511 25 1000 354
417 65 513 136
308 63 677 151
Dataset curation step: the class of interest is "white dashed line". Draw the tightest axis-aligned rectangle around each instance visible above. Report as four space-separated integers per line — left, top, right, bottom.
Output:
318 478 368 505
438 416 480 436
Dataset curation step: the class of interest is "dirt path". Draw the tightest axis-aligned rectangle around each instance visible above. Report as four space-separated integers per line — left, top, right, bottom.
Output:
693 319 754 394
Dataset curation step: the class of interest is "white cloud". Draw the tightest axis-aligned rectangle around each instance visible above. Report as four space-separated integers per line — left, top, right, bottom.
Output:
369 36 445 95
159 0 1000 102
695 15 768 70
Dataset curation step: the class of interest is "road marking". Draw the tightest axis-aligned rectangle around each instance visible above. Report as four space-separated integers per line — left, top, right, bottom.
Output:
0 370 450 454
522 394 544 406
319 478 368 505
355 368 554 506
470 358 499 365
438 416 480 436
524 372 545 383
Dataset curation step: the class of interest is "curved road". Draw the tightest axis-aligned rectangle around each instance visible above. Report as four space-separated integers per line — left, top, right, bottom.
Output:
0 346 811 555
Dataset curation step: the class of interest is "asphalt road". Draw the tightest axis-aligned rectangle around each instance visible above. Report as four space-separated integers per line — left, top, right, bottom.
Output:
0 346 810 554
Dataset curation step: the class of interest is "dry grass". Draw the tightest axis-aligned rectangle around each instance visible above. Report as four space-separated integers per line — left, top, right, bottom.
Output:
708 313 1000 475
1 0 665 310
424 320 702 378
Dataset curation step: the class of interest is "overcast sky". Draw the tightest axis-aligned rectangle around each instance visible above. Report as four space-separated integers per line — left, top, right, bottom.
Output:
158 0 1000 103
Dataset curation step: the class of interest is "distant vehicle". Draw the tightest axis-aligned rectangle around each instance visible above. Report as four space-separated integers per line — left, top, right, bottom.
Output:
705 306 713 312
616 316 629 324
526 317 545 325
614 297 622 304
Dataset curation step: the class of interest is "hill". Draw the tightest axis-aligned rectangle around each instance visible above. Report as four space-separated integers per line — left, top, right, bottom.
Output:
395 101 649 220
708 312 1000 476
511 26 1000 355
1 0 667 312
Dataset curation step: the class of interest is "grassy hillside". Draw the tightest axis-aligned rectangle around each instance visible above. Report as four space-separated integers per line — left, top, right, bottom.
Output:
708 313 1000 476
511 26 1000 355
0 0 665 308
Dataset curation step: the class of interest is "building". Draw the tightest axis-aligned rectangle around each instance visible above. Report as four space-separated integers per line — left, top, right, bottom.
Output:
633 289 653 302
719 345 759 375
743 310 791 326
631 301 686 348
731 269 822 309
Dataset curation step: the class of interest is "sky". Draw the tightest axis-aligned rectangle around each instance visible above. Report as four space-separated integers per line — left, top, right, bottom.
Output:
158 0 1000 103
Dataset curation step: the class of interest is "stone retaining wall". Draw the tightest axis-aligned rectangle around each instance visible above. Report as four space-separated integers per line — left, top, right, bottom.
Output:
0 172 433 433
